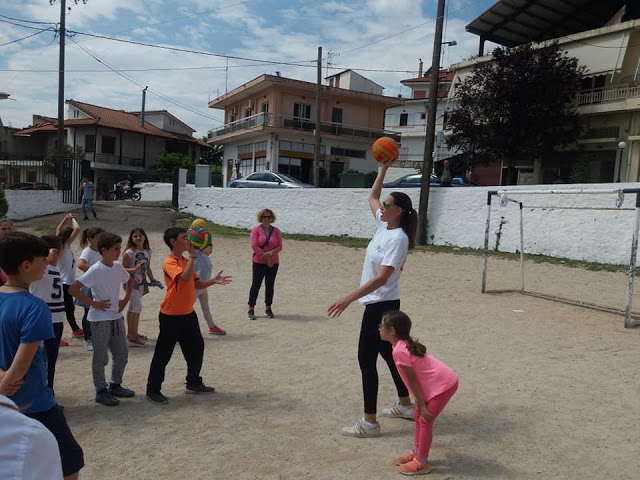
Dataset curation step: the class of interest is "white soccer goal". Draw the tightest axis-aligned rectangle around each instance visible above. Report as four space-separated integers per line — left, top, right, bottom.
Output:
481 187 640 328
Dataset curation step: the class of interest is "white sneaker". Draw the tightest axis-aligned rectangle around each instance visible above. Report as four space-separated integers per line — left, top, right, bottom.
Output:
84 339 93 351
382 401 414 419
341 418 382 438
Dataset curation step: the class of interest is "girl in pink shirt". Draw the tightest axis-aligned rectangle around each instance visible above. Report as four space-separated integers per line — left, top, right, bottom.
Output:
380 310 458 476
247 208 282 320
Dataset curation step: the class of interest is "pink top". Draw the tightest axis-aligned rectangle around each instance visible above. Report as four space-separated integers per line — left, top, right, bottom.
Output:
393 340 458 402
250 225 282 264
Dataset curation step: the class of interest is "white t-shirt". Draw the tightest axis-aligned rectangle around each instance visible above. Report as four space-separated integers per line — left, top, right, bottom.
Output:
56 244 75 285
0 395 63 480
78 261 130 322
359 209 409 305
124 248 151 289
79 246 102 268
30 266 65 324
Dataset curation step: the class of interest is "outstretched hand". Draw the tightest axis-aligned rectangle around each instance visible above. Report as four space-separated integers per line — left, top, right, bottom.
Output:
212 270 232 285
327 296 352 318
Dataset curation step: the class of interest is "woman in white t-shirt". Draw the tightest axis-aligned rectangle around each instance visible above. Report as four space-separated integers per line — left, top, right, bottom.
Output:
328 160 418 438
55 213 82 338
77 227 105 351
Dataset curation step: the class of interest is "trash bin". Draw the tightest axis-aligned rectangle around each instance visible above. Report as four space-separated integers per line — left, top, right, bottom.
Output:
339 172 368 188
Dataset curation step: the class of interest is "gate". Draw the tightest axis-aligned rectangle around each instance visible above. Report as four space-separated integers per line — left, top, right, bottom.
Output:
61 157 86 204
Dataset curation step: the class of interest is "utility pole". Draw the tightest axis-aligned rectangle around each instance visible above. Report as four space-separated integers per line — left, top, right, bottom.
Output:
313 46 322 187
52 0 88 190
417 0 446 245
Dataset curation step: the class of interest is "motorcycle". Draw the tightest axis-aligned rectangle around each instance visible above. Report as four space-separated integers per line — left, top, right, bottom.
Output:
107 180 142 201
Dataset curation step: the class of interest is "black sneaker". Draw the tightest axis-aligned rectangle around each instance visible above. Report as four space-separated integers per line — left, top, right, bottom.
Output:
248 310 256 320
146 390 168 405
108 384 135 398
185 383 215 394
265 308 275 318
96 389 120 406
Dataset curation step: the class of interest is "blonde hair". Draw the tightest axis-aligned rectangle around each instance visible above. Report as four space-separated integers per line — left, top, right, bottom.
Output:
256 208 276 223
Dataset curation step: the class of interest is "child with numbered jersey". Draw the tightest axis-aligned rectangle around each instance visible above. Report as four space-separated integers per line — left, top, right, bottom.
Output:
379 311 458 476
30 235 66 391
77 227 105 351
69 232 135 407
189 225 226 335
146 227 232 405
0 232 84 479
122 228 162 346
56 214 83 339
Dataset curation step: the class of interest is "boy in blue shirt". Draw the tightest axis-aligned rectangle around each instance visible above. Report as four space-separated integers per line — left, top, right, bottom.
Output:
0 232 84 479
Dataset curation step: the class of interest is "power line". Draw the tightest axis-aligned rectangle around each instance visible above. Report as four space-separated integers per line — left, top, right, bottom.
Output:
0 14 57 25
68 37 224 124
0 28 53 48
0 17 53 31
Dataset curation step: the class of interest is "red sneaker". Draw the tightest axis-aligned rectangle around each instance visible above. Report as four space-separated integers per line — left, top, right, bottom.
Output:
398 458 431 476
59 339 69 347
71 329 84 338
208 326 227 335
394 451 416 466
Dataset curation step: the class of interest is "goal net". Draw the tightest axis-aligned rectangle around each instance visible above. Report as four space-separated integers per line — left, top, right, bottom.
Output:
481 187 640 328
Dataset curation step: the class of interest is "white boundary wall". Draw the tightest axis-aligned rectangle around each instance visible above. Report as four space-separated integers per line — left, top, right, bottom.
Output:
179 182 640 265
5 190 69 220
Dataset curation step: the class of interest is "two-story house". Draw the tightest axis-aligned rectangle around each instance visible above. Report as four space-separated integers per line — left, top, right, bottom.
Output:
448 0 640 185
207 70 403 187
14 100 209 192
385 62 455 174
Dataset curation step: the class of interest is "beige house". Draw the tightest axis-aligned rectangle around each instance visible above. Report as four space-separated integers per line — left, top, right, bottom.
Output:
448 0 640 185
207 71 403 186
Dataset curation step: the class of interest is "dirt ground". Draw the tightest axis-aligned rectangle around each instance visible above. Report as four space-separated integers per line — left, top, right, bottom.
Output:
15 201 640 480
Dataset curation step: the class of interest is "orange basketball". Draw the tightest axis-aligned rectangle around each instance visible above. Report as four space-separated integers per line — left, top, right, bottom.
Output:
372 137 399 164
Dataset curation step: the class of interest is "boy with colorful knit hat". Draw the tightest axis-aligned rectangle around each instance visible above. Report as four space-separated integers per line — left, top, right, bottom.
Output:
146 227 231 405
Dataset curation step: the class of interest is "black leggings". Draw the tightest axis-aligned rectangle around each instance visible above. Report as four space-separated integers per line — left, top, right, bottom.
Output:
62 284 80 332
359 300 409 415
43 322 64 390
248 262 279 307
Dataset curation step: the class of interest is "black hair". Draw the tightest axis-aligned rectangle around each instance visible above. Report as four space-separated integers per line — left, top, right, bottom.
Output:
41 234 63 250
390 192 417 249
58 226 74 245
97 232 122 254
382 310 426 357
163 227 187 249
80 227 105 248
0 232 49 275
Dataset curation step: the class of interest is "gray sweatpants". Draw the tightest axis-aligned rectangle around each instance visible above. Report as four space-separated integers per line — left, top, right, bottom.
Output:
195 288 216 329
91 317 129 392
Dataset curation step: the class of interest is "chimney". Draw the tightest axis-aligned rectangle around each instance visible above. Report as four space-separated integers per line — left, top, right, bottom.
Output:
418 59 423 78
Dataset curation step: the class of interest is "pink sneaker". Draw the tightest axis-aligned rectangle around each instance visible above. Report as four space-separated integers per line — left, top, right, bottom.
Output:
394 451 415 465
208 326 226 335
71 329 84 338
59 339 69 347
398 458 431 476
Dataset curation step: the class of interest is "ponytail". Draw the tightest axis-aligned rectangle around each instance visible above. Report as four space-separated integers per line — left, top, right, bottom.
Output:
80 227 104 248
390 192 417 249
382 310 426 357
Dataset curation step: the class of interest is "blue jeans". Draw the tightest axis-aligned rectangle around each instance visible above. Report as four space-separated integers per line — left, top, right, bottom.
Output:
81 197 96 218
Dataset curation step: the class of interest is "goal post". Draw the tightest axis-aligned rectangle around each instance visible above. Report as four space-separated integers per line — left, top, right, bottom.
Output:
481 187 640 328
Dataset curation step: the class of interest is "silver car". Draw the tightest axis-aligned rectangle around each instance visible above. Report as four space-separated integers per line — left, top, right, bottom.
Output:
229 171 314 189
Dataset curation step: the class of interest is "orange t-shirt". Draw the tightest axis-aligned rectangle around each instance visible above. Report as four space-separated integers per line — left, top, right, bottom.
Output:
160 255 198 316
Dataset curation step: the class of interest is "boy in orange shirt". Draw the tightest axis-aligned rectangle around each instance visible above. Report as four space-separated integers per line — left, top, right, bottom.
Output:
146 227 231 404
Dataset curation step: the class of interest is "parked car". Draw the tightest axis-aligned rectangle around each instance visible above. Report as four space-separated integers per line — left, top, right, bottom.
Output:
229 172 314 189
383 173 465 188
8 182 54 190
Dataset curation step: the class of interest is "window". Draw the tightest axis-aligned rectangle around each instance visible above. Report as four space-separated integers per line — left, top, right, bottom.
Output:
255 141 267 152
261 102 269 113
85 135 96 153
635 58 640 82
330 147 365 158
420 113 426 120
245 108 253 118
255 156 267 171
293 102 311 119
332 108 343 124
238 144 253 155
399 113 408 126
101 136 116 155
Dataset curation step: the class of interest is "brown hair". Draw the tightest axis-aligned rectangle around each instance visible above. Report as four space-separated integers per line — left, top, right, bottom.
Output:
127 228 150 251
80 227 105 248
382 310 426 357
256 208 276 223
390 192 417 249
97 232 122 254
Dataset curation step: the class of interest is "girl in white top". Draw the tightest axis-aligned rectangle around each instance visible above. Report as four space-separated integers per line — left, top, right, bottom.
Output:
328 160 418 438
55 213 82 337
77 227 105 351
122 228 160 346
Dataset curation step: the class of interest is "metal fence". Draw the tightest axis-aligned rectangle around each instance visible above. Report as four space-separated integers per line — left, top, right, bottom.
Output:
0 156 58 189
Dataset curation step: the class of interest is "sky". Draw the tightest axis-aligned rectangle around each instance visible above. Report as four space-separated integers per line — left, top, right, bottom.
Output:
0 0 499 138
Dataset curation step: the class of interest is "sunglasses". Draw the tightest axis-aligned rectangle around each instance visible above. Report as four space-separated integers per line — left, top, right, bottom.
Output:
381 201 399 209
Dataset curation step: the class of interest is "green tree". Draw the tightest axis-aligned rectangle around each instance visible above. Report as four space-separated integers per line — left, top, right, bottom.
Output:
44 145 85 177
155 152 194 175
199 142 223 173
447 43 586 185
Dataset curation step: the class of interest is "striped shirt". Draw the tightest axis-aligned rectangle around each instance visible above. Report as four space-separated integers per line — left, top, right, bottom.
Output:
30 267 65 324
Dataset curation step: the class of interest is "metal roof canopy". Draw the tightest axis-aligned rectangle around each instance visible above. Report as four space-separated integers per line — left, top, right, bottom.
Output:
467 0 629 54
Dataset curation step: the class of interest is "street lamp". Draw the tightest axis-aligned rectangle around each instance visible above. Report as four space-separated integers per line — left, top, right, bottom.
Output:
617 141 627 183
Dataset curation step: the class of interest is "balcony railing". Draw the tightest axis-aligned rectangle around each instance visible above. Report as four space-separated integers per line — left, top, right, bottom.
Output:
581 126 620 139
578 85 640 106
91 153 144 168
208 112 401 142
